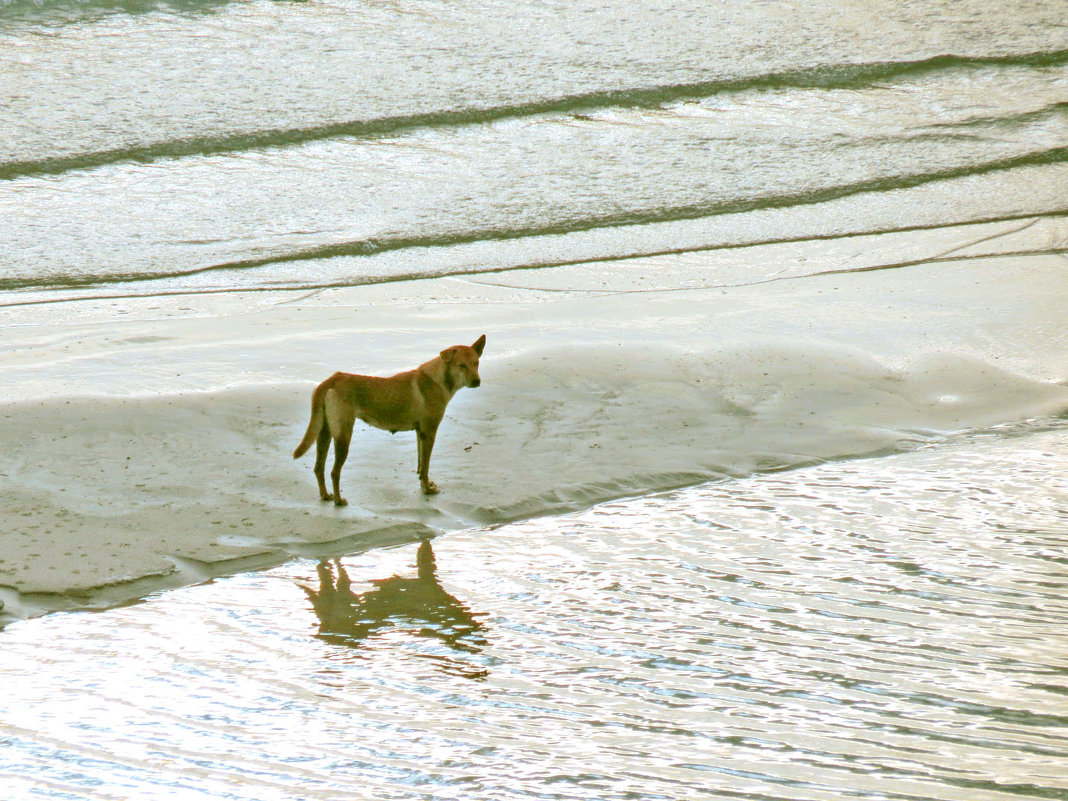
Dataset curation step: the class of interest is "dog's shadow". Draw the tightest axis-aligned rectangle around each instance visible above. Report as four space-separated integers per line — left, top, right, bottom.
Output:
300 539 488 678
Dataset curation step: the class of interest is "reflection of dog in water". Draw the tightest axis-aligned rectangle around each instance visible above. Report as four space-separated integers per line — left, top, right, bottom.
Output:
300 539 487 676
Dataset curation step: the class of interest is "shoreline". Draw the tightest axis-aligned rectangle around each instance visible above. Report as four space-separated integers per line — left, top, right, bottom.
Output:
2 221 1066 623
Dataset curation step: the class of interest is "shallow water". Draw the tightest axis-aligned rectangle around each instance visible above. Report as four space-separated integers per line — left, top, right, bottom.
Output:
2 426 1067 800
2 0 1067 797
2 0 1067 299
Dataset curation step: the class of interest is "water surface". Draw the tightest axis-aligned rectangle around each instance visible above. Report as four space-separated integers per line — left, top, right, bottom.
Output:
2 0 1066 299
2 427 1066 800
2 1 1067 797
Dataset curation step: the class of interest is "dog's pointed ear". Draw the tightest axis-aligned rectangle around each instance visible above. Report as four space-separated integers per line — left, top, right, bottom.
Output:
472 334 486 356
440 347 455 363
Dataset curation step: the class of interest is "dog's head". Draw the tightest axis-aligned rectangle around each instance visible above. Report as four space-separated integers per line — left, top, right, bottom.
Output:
440 334 486 389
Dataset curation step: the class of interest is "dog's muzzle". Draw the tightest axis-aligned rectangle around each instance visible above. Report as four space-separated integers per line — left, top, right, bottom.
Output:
470 378 481 388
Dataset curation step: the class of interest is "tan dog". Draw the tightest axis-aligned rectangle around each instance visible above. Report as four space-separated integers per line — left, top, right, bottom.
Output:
293 335 485 503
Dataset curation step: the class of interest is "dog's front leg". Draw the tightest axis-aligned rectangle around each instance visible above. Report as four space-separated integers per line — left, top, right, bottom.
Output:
330 432 351 507
416 422 440 495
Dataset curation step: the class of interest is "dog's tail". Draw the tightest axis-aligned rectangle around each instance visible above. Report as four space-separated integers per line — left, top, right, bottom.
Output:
293 379 330 459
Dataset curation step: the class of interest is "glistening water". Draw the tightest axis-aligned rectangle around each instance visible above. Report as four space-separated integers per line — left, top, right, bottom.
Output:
2 426 1066 800
2 0 1066 300
3 0 1067 796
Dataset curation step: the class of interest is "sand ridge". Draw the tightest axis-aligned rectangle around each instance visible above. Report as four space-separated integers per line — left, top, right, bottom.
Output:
1 227 1066 620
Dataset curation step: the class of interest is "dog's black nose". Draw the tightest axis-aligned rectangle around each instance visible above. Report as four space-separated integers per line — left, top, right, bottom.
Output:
471 378 481 388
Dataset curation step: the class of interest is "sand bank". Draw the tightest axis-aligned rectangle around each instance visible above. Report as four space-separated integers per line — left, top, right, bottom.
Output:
1 218 1066 619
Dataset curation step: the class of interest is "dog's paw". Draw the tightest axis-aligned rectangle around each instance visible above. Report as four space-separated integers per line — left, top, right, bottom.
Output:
334 497 349 507
421 480 440 496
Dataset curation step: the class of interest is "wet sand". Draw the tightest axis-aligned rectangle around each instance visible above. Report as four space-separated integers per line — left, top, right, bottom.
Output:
1 218 1066 620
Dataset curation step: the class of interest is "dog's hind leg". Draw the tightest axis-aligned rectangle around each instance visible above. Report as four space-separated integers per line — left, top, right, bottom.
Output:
313 422 333 502
324 388 356 507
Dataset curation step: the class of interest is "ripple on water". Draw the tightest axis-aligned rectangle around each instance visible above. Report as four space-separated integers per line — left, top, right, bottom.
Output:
1 429 1067 800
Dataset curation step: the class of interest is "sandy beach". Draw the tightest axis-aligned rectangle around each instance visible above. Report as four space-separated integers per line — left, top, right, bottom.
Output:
1 216 1065 620
7 3 1068 797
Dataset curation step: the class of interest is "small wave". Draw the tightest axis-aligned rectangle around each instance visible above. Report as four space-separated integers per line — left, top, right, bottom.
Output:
921 100 1068 133
0 0 232 23
2 49 1066 181
3 145 1065 294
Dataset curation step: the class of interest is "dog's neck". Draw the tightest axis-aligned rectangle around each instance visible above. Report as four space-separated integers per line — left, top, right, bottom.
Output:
423 356 458 398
